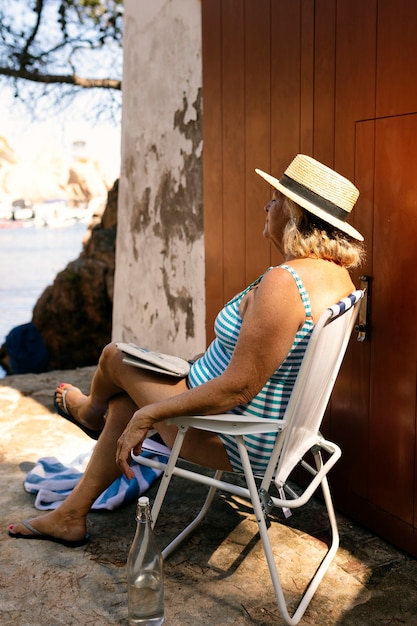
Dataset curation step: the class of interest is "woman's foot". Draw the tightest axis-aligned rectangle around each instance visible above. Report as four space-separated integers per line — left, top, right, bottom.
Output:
54 384 105 440
8 511 89 548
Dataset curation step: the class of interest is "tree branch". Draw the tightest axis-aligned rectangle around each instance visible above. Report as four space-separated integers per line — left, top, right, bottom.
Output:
0 66 121 90
21 0 45 66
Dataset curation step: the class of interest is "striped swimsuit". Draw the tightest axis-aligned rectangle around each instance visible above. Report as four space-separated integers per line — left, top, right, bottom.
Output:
187 264 314 473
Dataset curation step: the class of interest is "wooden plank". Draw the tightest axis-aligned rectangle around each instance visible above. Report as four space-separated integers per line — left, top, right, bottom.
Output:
369 114 417 524
202 0 224 342
334 0 377 179
327 119 375 503
221 0 246 302
244 0 273 280
300 0 314 154
270 0 302 169
376 0 417 117
313 0 336 161
269 0 302 267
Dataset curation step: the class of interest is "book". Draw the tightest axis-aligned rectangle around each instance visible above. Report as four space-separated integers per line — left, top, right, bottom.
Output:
115 342 191 378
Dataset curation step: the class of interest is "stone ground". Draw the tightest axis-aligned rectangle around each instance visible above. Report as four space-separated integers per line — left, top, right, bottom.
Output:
1 368 417 626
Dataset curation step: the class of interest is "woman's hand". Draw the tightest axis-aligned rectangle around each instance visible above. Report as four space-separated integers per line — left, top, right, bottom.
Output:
116 408 155 479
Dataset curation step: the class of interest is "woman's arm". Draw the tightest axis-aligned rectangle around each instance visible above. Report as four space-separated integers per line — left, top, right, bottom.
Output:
116 267 306 476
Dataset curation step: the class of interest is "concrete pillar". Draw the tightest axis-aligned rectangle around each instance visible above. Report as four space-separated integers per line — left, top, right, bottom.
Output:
113 0 204 358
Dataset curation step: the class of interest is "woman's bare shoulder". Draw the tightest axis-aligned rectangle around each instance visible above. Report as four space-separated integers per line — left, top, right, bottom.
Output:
281 259 355 319
253 266 307 323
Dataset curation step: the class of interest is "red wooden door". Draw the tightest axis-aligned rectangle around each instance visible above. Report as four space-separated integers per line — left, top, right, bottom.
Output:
201 0 417 555
328 2 417 552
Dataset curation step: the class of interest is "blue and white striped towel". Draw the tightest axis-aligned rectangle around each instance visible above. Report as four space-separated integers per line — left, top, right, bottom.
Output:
24 441 167 511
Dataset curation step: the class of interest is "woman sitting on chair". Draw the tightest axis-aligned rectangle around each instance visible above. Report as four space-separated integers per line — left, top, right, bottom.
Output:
8 154 364 547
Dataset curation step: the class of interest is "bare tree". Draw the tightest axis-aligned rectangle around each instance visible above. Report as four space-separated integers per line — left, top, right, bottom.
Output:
0 0 123 121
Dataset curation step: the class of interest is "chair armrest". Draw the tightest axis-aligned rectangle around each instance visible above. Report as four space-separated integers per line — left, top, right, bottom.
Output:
166 414 285 435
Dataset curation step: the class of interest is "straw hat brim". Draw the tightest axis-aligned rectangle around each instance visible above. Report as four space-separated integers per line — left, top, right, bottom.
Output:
255 169 364 241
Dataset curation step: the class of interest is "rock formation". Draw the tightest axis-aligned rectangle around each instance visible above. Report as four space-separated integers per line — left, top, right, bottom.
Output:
0 133 119 374
31 179 118 370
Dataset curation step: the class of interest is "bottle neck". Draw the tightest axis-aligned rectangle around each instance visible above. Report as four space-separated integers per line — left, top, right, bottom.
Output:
136 501 152 524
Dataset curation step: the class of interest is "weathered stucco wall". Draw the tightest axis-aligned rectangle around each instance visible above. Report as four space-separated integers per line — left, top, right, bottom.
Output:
113 0 205 358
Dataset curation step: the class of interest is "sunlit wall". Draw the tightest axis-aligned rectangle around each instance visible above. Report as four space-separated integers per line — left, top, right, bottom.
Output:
113 0 205 357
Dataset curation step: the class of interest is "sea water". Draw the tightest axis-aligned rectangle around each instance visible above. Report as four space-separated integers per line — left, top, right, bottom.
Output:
0 222 86 376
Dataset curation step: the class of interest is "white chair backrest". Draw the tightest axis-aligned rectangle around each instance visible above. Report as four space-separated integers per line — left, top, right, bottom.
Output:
274 290 364 489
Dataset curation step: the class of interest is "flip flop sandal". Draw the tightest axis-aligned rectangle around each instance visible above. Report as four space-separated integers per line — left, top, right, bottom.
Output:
54 387 102 440
8 519 90 548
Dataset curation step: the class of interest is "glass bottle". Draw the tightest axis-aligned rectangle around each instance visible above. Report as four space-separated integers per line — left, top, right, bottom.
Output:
127 496 164 625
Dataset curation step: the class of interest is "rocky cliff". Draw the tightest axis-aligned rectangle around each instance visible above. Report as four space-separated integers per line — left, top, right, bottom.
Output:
31 179 118 370
0 134 118 373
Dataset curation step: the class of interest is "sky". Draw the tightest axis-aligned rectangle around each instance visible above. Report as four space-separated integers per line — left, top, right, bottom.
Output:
0 87 122 184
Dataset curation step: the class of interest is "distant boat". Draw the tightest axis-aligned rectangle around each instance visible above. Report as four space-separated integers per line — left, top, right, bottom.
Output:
11 199 35 222
0 200 32 227
0 197 101 229
11 207 36 221
33 199 92 228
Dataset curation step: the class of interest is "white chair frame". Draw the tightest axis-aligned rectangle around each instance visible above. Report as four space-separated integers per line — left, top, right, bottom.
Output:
132 290 364 625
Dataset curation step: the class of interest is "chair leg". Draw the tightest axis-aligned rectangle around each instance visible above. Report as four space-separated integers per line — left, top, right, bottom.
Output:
151 425 188 526
235 435 294 624
149 425 224 559
235 436 339 626
161 472 222 559
287 471 339 624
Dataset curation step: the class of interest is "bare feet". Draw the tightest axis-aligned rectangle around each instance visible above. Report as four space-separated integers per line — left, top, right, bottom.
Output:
8 510 89 547
55 384 106 436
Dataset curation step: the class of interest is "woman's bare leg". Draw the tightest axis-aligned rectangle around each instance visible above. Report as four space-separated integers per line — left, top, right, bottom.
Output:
56 343 233 470
10 343 234 541
9 393 138 542
58 343 233 469
54 342 188 431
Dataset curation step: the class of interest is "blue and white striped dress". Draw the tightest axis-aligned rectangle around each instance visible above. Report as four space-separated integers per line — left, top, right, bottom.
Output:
187 264 314 473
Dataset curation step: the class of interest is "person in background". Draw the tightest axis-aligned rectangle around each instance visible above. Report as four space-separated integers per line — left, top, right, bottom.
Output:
0 323 49 375
8 154 364 547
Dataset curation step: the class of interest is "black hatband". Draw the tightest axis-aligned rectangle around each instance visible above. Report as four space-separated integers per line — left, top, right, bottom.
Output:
280 174 348 221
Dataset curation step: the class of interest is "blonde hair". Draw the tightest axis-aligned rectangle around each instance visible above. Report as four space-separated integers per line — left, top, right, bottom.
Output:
282 198 365 268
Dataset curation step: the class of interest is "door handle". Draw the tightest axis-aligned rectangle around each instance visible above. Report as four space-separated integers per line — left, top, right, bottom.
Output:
356 275 370 342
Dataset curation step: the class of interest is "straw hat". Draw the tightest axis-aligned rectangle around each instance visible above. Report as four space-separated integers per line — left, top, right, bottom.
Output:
255 154 363 241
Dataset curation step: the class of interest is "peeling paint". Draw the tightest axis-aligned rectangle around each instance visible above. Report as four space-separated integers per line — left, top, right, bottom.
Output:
154 88 203 253
174 89 202 146
145 88 203 339
131 186 152 233
162 267 195 339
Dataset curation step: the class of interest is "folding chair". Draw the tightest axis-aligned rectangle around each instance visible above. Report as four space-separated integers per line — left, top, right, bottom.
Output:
132 289 364 625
